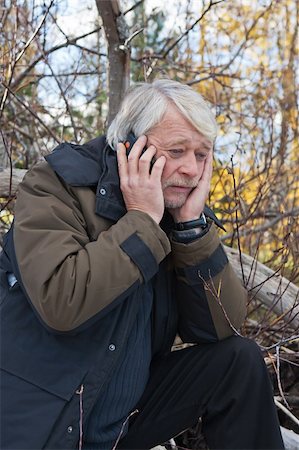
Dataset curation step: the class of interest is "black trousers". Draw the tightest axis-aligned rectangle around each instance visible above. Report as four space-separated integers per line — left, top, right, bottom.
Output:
118 336 284 450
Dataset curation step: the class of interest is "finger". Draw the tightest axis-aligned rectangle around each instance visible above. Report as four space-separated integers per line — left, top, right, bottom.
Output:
138 145 157 177
117 142 129 180
150 155 166 179
201 150 213 183
127 135 148 172
192 151 213 200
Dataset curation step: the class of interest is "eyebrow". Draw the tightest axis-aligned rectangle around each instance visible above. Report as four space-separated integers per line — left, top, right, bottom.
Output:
198 142 212 151
163 138 212 151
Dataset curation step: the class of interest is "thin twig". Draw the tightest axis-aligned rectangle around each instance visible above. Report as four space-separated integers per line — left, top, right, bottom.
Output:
0 79 60 143
111 409 139 450
199 272 243 337
276 346 290 409
221 208 299 241
145 0 224 78
40 46 79 142
9 27 104 91
124 28 144 47
261 336 299 351
0 0 54 116
230 154 246 285
163 0 225 58
76 384 84 450
123 0 144 16
14 0 54 64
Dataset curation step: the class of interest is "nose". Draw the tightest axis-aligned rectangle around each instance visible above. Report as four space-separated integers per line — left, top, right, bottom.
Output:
178 153 200 178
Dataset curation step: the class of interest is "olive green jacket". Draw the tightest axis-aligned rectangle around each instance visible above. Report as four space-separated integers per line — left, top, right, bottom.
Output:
0 136 247 449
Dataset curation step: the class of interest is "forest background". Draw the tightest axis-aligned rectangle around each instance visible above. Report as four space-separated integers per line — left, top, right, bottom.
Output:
0 0 298 447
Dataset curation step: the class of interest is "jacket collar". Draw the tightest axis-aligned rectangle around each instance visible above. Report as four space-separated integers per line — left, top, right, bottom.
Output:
45 136 126 223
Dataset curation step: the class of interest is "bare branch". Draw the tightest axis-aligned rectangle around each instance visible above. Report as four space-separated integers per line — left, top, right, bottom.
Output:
14 0 54 65
221 208 299 240
9 27 104 91
39 45 80 143
0 1 54 116
0 79 60 143
189 2 275 87
163 0 225 58
123 0 143 16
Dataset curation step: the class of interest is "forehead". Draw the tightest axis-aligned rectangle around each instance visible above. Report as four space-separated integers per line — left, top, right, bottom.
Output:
147 104 213 150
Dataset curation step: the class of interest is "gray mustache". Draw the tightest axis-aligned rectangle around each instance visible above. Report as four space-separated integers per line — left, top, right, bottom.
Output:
162 179 198 189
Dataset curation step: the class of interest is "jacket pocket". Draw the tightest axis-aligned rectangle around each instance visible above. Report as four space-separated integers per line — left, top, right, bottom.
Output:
1 294 87 450
0 367 80 450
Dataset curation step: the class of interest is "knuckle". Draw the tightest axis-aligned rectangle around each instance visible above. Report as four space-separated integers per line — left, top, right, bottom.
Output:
127 152 136 161
128 177 138 188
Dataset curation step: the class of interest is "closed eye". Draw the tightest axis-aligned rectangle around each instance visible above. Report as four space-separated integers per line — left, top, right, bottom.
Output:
168 149 184 157
168 149 208 161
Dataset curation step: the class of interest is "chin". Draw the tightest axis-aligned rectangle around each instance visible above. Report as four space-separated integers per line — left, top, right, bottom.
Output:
164 196 186 209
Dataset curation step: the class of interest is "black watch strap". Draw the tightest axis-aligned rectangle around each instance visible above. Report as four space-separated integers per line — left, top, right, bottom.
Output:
174 212 208 231
172 224 211 243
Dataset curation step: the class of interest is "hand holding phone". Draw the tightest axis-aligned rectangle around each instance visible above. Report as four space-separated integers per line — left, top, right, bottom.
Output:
123 133 143 155
123 133 155 171
116 134 166 224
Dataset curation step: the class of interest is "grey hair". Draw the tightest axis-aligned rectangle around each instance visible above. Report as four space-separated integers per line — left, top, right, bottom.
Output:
106 78 217 150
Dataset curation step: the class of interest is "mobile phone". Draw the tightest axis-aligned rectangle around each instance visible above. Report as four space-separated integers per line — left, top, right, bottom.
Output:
123 132 156 170
123 132 146 155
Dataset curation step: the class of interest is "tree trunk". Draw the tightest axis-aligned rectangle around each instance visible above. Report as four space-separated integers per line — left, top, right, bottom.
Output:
95 0 130 125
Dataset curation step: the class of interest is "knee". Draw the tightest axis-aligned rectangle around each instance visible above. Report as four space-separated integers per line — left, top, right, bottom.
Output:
222 336 266 372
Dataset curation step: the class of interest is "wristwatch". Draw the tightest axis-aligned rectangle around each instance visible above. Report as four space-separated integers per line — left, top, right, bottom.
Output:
174 212 208 231
172 213 210 243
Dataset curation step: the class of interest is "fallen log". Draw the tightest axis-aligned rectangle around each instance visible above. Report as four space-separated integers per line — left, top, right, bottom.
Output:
224 245 299 331
0 168 27 197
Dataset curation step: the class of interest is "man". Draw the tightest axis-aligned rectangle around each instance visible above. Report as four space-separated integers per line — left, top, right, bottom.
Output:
0 79 284 450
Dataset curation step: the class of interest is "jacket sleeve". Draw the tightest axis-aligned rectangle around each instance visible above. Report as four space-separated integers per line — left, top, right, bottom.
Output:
13 162 171 332
171 223 247 342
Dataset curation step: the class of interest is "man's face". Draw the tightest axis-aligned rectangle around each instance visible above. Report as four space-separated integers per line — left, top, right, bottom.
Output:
146 104 213 209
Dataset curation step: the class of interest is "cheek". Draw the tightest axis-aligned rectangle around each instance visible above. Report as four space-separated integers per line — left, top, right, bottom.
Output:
160 158 180 180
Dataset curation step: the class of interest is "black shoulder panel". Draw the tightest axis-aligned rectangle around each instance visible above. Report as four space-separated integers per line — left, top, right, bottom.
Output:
45 136 107 187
